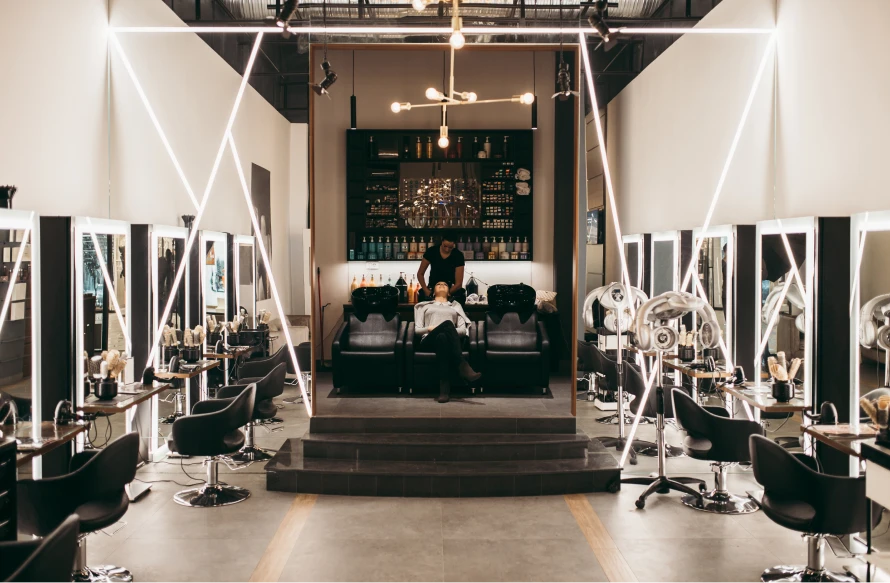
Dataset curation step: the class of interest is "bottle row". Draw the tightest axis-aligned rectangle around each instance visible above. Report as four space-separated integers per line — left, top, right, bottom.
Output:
369 135 516 161
350 272 421 303
348 234 531 261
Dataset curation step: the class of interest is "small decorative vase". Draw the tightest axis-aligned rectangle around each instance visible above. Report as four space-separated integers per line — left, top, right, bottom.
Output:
772 380 792 402
95 379 119 400
678 346 695 363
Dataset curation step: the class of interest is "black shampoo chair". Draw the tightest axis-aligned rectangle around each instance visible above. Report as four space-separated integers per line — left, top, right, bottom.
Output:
477 284 550 394
17 433 139 582
750 434 880 582
0 514 80 582
333 286 407 393
672 389 764 514
170 385 256 507
217 363 287 462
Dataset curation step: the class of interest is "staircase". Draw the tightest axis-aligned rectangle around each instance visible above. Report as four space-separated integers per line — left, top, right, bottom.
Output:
265 416 621 497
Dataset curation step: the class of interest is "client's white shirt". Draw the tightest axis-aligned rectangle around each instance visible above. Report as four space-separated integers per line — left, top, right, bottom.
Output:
414 300 470 337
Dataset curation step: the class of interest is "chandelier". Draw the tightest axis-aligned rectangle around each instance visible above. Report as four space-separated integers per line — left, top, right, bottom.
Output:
389 0 535 149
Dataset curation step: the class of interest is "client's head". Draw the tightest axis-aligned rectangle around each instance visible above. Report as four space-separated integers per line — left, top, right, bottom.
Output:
433 281 450 299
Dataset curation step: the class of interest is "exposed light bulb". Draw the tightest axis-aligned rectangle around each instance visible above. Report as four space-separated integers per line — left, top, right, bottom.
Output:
412 0 427 10
438 135 450 148
450 30 465 49
466 91 477 102
519 92 535 105
391 102 402 113
426 87 441 100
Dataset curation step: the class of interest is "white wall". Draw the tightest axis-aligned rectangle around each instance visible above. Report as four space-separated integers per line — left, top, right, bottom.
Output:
312 47 557 350
0 0 109 216
290 124 310 315
108 0 294 313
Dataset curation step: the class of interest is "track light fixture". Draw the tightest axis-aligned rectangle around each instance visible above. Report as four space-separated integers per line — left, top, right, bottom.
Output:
312 60 338 96
588 0 611 42
275 0 299 27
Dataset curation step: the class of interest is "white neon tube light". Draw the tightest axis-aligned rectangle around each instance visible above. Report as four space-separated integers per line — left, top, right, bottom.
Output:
83 218 133 354
143 32 265 372
109 33 200 210
227 133 311 415
849 213 869 315
109 25 775 36
679 33 776 293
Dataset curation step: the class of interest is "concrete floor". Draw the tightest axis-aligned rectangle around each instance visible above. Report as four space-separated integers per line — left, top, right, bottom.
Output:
84 385 890 582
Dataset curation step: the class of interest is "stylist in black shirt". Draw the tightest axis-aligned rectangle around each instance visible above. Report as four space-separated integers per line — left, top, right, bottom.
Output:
417 232 465 301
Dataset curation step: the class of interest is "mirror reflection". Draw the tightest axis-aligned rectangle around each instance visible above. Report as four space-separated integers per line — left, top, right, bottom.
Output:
759 233 807 381
82 234 128 359
237 240 255 328
651 236 677 297
858 230 890 394
155 234 188 425
204 239 227 326
0 229 32 420
696 235 729 331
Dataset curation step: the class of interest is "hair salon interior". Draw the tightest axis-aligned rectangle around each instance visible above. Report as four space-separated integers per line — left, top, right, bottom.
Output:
1 0 890 581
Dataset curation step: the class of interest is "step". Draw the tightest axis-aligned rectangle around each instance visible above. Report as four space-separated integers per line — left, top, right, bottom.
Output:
266 438 621 497
301 432 591 462
309 416 577 435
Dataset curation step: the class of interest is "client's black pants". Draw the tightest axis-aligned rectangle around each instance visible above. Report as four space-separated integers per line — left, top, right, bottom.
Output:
419 321 466 394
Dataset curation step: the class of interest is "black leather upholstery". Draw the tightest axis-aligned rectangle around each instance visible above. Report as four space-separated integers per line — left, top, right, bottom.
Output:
749 434 880 535
0 513 80 582
623 361 687 418
17 433 139 538
577 342 618 392
171 385 256 457
405 324 475 391
217 363 286 420
672 389 764 463
477 309 550 390
237 346 288 381
332 313 407 390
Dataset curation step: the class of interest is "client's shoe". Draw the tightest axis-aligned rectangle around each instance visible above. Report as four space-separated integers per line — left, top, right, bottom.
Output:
438 380 451 403
459 361 482 383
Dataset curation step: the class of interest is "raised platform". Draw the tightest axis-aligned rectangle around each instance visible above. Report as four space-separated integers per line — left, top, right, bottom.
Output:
265 416 621 497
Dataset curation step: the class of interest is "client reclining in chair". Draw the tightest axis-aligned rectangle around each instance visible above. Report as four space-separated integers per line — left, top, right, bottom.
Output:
414 281 482 403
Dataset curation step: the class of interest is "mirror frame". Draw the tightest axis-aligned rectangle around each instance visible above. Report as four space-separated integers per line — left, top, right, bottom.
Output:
754 216 816 405
650 230 680 297
233 234 256 328
73 217 133 409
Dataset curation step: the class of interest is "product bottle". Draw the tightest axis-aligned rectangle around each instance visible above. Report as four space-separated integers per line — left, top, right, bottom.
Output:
473 236 481 252
384 236 392 260
415 137 422 159
360 274 368 288
483 136 492 157
361 236 368 255
350 276 359 294
522 236 529 253
387 275 393 287
506 236 514 252
402 137 410 159
472 136 480 157
428 236 435 251
418 237 427 254
425 137 433 159
408 276 417 303
482 236 490 254
396 272 408 303
466 273 478 296
456 137 463 159
369 274 376 287
499 236 506 253
401 236 409 254
502 136 509 159
409 236 418 253
369 136 377 159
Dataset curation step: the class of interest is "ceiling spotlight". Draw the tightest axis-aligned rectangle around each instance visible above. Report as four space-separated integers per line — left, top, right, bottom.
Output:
588 0 611 42
312 60 338 97
552 61 579 101
412 0 428 11
275 0 299 27
426 87 444 101
438 126 450 149
391 102 411 113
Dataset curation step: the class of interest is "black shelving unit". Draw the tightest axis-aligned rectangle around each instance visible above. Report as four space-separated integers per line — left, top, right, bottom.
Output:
346 129 534 262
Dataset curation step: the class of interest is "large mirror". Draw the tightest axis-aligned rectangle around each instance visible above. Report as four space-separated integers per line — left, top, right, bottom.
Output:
201 230 228 386
234 235 256 329
851 211 890 432
691 225 733 363
755 218 815 401
650 231 679 297
622 234 644 290
0 210 40 428
74 217 132 408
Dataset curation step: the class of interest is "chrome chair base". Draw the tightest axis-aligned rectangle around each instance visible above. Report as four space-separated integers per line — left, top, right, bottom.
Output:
761 566 857 582
73 565 133 583
682 489 759 515
174 483 250 507
230 445 274 463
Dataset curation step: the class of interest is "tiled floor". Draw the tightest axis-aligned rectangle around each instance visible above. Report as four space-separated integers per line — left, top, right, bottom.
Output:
85 386 889 582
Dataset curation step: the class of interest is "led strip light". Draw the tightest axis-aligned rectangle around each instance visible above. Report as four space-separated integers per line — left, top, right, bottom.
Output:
849 213 869 314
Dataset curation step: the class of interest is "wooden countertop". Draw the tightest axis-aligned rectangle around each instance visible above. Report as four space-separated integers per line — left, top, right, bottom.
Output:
1 421 90 467
803 423 879 459
663 359 734 379
154 360 220 380
80 382 171 414
720 383 808 413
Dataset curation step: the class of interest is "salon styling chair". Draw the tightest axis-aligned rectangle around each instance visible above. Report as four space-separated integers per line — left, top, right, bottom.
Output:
17 433 139 582
672 389 763 514
476 284 550 394
216 363 286 462
282 342 312 404
237 345 288 383
0 514 80 582
333 286 407 393
749 434 879 582
170 385 256 507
